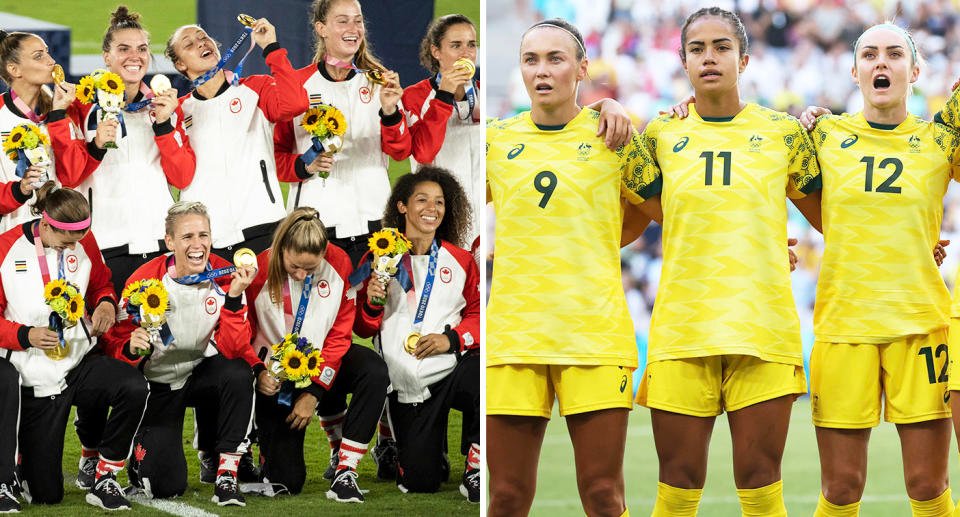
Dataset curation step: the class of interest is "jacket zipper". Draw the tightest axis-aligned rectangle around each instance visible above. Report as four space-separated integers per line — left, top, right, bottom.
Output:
260 160 276 204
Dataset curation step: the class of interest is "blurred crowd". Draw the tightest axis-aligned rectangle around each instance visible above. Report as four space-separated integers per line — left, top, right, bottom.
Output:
487 0 960 356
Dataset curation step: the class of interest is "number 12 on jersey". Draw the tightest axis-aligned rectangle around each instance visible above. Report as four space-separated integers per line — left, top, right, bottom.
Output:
701 151 732 186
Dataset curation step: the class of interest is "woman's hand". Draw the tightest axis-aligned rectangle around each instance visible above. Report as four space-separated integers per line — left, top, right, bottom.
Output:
365 274 386 306
129 327 151 356
438 65 472 95
251 18 278 49
228 266 256 298
89 301 116 337
305 154 334 175
151 89 178 125
286 392 317 430
19 165 44 196
28 327 59 350
412 333 451 360
257 369 280 396
379 71 403 115
52 81 76 111
93 119 120 149
799 106 832 131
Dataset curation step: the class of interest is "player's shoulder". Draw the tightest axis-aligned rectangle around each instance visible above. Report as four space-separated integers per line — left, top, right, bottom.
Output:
487 112 527 133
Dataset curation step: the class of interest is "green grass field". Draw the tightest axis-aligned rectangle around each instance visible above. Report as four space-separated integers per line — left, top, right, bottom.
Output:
530 397 960 515
22 406 469 515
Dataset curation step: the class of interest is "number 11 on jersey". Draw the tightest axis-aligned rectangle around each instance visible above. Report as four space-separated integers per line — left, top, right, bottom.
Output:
701 151 732 186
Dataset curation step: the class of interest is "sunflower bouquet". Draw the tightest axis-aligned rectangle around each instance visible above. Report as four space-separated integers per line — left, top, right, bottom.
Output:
76 69 125 148
268 333 323 397
3 123 51 183
299 102 347 179
43 279 85 360
121 279 170 356
367 228 413 306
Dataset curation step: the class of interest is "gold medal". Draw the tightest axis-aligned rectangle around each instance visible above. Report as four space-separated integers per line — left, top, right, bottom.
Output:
51 64 64 85
233 247 257 269
366 69 386 86
454 58 475 77
404 332 421 354
149 74 171 95
44 342 69 361
237 13 257 27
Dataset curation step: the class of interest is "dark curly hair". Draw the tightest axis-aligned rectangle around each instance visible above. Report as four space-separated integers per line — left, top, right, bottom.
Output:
383 166 471 248
418 14 475 73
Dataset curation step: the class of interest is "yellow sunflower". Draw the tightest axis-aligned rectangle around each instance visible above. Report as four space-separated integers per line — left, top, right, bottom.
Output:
282 350 309 379
300 107 327 137
324 108 347 136
368 229 396 255
304 350 323 377
4 125 27 159
44 279 68 302
97 72 125 96
76 76 96 104
65 294 84 325
141 283 168 318
121 280 143 302
37 131 50 147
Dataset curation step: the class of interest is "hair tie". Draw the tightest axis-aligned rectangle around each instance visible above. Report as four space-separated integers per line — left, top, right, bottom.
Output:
43 211 91 232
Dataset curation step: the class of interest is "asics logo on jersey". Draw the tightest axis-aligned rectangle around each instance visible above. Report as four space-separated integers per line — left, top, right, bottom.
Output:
507 144 525 159
840 135 859 148
673 136 689 152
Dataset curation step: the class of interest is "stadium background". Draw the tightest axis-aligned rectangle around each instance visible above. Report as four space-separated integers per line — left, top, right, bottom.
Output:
487 0 960 515
0 0 480 514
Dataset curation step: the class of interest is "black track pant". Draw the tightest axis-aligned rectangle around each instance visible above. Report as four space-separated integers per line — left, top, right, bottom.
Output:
255 343 389 494
0 359 20 486
390 352 479 493
129 355 253 499
19 354 148 504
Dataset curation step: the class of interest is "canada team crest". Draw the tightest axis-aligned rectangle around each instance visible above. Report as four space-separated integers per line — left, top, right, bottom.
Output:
66 254 79 273
229 98 242 113
204 296 218 314
359 86 371 103
316 279 331 298
439 267 452 283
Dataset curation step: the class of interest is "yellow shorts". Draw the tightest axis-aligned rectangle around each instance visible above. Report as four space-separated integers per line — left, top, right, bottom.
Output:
948 319 960 391
486 364 634 418
635 355 806 417
810 330 951 429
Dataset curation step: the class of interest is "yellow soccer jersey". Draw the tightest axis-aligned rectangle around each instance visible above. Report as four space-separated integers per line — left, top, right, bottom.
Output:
812 113 960 341
486 108 661 367
644 103 820 365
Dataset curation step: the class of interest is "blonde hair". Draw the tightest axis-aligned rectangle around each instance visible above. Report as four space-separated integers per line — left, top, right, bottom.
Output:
164 201 209 236
267 207 329 305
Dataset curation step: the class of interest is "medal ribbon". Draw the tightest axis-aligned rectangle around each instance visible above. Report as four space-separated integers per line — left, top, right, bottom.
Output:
166 255 231 294
281 274 313 335
33 222 67 346
123 82 155 112
191 27 255 89
435 73 476 120
405 240 439 336
10 90 45 124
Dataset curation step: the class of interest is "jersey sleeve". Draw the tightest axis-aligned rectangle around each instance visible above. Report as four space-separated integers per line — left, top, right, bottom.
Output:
620 127 662 204
153 97 196 190
243 47 309 123
935 85 960 129
316 248 355 389
402 85 454 164
933 123 960 181
47 102 101 188
785 118 822 199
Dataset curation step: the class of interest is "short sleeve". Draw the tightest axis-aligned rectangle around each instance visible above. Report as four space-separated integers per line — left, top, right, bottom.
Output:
620 127 662 204
786 119 822 199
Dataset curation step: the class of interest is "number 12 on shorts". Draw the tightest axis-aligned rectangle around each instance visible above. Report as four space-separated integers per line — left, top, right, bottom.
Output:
919 344 948 384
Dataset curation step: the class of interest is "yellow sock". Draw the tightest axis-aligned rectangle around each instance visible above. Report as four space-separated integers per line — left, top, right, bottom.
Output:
814 492 861 517
736 479 786 517
651 482 702 517
910 487 954 517
618 509 630 517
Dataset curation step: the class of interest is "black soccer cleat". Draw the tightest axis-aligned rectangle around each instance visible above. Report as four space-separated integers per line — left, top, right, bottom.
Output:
322 446 339 480
326 469 364 503
460 468 480 503
211 473 245 507
0 483 20 513
85 473 132 511
371 439 398 481
76 455 98 490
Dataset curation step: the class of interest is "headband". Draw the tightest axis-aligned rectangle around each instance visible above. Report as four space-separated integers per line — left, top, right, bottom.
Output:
854 23 918 64
43 211 91 232
523 22 586 58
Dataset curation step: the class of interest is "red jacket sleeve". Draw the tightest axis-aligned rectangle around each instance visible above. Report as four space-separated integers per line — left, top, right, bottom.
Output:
352 251 383 338
0 227 29 351
0 181 29 216
48 101 101 188
154 96 196 190
207 255 255 366
380 107 411 161
448 243 480 354
242 47 309 124
402 80 454 165
315 245 355 389
273 117 308 183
